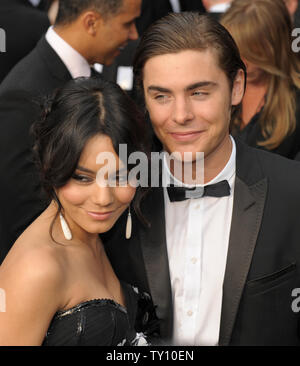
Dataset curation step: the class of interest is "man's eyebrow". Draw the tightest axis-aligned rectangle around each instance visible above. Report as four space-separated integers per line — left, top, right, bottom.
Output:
147 81 218 93
185 81 218 91
147 86 172 93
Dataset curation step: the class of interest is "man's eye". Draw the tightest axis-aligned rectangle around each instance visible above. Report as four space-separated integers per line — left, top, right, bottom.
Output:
72 174 92 183
154 94 169 103
192 91 208 97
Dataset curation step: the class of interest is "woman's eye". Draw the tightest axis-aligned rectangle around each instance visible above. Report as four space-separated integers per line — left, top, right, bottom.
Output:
116 175 129 185
72 174 93 183
109 174 128 186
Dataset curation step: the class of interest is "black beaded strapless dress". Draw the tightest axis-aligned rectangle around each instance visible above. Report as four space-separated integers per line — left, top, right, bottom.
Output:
43 282 153 346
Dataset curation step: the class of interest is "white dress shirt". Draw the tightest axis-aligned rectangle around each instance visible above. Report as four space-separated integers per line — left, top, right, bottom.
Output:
45 26 91 79
209 3 231 13
28 0 41 6
169 0 181 13
163 136 236 346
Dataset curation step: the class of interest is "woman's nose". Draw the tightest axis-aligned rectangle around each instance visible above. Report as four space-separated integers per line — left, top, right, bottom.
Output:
92 185 114 207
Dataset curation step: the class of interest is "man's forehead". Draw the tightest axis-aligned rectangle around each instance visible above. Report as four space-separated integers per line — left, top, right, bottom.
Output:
144 49 219 70
143 49 222 88
118 0 141 15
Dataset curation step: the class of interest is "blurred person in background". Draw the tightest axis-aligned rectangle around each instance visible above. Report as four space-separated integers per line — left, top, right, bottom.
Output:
221 0 300 159
283 0 299 21
0 0 50 83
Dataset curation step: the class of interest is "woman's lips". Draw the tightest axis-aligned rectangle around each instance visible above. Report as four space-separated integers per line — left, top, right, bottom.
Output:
169 131 203 142
86 211 114 221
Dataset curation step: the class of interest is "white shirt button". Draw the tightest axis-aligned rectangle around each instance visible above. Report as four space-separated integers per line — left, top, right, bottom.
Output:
191 257 198 264
187 310 193 317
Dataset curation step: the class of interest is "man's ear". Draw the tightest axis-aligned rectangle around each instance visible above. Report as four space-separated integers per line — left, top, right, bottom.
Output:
231 69 245 106
81 11 103 36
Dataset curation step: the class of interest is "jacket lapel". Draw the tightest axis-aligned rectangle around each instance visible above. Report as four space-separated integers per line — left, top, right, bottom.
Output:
219 139 268 345
139 187 173 339
36 36 72 83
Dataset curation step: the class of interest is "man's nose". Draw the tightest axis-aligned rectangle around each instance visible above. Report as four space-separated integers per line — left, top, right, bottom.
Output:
172 97 194 125
129 23 139 40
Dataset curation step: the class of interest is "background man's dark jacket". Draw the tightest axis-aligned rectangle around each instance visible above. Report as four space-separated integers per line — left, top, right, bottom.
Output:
0 0 50 83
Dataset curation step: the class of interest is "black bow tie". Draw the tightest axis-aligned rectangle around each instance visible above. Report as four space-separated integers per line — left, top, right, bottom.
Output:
90 67 101 77
167 180 231 202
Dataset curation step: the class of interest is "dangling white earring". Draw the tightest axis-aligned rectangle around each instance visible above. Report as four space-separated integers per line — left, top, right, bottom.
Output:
59 213 72 241
125 206 132 239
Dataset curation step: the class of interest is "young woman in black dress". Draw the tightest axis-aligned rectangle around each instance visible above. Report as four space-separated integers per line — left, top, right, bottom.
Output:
0 77 155 346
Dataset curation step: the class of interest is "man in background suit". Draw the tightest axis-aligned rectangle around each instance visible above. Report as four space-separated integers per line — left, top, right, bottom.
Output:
0 0 50 83
104 12 300 345
0 0 141 263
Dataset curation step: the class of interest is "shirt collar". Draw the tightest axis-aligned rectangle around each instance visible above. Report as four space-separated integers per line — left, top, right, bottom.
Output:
45 26 91 79
162 135 236 189
209 3 231 13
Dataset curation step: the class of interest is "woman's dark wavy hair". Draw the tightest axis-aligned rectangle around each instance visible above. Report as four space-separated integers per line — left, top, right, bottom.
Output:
31 77 151 236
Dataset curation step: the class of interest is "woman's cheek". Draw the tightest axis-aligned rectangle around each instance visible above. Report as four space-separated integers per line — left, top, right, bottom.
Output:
114 186 136 205
58 183 89 206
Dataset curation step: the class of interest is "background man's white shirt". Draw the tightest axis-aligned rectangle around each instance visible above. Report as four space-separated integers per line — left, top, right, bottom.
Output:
169 0 181 13
45 26 91 79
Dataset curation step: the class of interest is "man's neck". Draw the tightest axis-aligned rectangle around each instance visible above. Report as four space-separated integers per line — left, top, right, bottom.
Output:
53 24 91 64
203 135 233 183
167 135 233 185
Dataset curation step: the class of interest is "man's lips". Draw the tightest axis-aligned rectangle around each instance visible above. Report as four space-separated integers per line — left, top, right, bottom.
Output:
169 131 204 142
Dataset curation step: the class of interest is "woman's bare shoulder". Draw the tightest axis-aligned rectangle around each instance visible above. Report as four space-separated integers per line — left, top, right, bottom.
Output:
0 217 69 303
0 231 69 345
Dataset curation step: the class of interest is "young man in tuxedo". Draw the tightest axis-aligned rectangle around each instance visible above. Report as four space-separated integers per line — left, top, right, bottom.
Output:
104 12 300 345
0 0 141 263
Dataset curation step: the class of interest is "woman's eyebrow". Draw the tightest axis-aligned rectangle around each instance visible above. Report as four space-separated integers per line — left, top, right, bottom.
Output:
77 165 95 174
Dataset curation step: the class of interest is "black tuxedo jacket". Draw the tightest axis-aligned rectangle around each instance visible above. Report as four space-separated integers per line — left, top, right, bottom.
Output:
103 138 300 345
0 0 50 83
0 36 72 263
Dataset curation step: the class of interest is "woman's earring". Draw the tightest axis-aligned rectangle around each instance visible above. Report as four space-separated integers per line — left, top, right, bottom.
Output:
59 213 72 241
125 206 132 239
